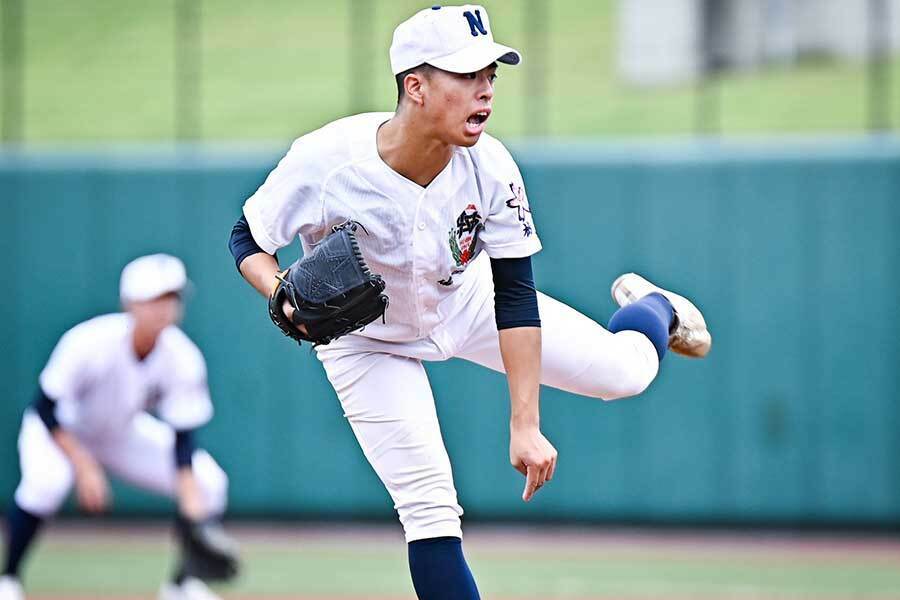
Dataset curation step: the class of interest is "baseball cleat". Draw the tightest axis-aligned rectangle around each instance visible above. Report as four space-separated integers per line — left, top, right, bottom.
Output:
611 272 712 358
0 576 24 600
178 578 223 600
158 582 182 600
159 578 223 600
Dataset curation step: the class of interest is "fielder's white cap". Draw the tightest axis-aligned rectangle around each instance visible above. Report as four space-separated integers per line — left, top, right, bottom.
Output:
120 253 188 303
390 4 521 75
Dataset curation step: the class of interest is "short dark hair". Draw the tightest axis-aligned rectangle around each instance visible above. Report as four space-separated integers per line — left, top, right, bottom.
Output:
395 63 435 104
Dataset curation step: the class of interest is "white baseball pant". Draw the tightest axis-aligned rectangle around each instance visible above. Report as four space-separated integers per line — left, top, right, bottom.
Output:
315 280 659 542
14 411 228 518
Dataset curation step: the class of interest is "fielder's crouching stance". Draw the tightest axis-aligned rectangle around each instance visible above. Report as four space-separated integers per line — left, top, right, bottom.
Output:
0 255 239 600
229 5 711 599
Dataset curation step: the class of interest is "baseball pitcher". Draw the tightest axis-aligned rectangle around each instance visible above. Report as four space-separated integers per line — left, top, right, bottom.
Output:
228 5 711 599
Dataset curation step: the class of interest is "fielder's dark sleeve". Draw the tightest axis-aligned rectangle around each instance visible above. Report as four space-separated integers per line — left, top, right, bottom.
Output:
174 429 196 468
228 214 274 270
490 256 541 330
33 386 61 432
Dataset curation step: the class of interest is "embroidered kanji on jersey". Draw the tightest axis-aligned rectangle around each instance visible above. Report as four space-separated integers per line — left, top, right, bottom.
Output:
506 183 533 238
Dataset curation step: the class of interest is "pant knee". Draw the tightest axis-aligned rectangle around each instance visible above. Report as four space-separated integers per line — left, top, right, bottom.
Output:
192 451 228 516
14 475 71 518
595 331 660 401
572 356 654 401
599 369 652 400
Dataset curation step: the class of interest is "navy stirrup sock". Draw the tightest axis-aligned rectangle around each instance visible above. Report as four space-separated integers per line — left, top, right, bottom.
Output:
3 502 44 577
408 536 480 600
608 292 675 361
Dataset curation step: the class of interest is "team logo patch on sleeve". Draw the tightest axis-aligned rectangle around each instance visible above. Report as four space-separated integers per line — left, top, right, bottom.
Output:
506 183 533 237
439 204 483 286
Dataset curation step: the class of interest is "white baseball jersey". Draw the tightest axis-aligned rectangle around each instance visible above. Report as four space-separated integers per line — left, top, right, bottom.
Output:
38 313 213 440
243 112 541 342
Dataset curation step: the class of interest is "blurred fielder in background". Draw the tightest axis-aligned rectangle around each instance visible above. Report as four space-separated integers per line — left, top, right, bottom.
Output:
0 254 238 600
229 4 710 599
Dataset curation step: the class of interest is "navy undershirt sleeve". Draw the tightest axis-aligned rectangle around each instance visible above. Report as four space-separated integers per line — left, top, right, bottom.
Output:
174 429 196 468
490 256 541 330
33 386 60 432
228 214 272 271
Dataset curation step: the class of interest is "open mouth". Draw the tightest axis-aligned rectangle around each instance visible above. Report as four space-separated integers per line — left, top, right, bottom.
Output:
466 110 491 127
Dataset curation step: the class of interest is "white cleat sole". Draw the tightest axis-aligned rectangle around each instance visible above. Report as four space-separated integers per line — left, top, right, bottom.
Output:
158 582 184 600
610 272 712 358
0 576 25 600
178 578 224 600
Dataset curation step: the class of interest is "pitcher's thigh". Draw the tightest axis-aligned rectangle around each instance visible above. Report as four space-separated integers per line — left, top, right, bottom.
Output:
319 349 463 542
459 292 660 400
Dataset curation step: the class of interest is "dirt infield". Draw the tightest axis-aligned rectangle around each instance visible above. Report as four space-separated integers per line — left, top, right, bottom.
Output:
27 595 900 600
46 520 900 556
27 597 411 600
21 522 900 599
28 594 412 600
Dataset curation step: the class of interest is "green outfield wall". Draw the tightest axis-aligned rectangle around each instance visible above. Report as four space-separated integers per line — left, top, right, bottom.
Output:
1 139 899 525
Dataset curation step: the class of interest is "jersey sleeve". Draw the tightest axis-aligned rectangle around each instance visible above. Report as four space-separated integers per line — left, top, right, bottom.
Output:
242 127 337 255
476 138 542 259
155 330 214 430
38 324 92 402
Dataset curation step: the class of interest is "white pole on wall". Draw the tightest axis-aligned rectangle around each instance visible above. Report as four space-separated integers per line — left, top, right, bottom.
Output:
1 0 24 144
524 0 548 137
349 0 375 115
867 0 892 132
175 0 202 141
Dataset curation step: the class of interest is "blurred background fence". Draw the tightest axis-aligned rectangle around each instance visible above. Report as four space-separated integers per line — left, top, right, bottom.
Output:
1 0 899 143
1 138 899 525
1 1 900 528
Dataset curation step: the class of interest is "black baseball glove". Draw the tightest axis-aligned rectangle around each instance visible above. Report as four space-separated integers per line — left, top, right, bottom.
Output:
175 515 240 582
268 221 389 345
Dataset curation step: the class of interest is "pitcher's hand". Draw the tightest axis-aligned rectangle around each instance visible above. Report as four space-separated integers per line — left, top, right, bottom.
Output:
510 425 557 502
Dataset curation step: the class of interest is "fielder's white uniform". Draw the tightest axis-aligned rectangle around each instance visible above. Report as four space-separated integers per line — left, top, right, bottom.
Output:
244 112 659 541
14 313 228 518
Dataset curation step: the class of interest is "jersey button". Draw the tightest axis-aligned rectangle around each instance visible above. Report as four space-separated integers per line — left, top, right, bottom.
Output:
418 223 426 230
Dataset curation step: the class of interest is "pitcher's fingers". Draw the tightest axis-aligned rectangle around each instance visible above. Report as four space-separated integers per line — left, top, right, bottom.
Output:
513 460 527 477
522 466 541 501
547 454 557 481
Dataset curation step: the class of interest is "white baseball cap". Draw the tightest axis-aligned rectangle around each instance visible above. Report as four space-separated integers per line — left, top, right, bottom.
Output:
120 253 188 303
390 4 521 75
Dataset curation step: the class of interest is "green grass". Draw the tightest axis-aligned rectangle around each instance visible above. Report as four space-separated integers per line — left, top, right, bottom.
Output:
3 0 898 143
19 526 900 598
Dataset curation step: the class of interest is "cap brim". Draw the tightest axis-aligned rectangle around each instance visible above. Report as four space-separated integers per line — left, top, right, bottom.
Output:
427 42 521 73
